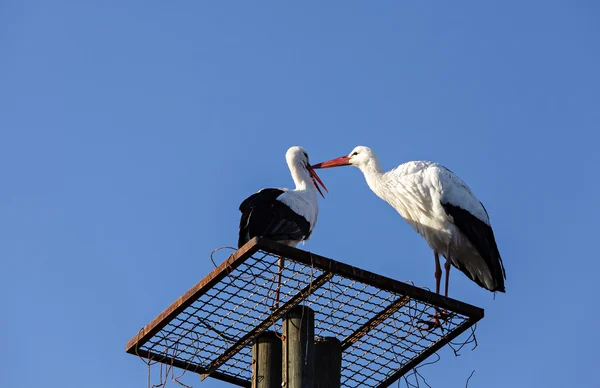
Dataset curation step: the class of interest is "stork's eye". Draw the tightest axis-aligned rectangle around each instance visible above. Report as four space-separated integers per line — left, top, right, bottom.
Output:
351 151 358 157
303 152 309 160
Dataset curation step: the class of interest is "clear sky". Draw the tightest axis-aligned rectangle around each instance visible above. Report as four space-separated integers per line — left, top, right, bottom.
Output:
2 1 599 387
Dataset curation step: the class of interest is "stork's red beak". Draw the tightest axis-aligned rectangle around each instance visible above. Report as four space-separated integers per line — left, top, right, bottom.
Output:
307 166 328 198
310 155 351 169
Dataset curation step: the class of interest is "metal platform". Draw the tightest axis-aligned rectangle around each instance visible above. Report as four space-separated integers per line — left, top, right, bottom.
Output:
125 237 484 387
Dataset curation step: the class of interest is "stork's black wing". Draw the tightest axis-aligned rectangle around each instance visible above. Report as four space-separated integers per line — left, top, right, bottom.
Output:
442 202 506 292
238 189 311 248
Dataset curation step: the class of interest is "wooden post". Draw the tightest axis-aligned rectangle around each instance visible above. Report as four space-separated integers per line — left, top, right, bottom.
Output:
314 337 342 388
252 331 282 388
283 305 315 388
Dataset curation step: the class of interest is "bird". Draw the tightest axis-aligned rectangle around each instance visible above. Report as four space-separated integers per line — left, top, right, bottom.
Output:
238 146 327 308
311 146 506 304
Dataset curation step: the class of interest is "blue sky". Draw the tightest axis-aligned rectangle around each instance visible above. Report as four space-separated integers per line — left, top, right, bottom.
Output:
1 1 599 387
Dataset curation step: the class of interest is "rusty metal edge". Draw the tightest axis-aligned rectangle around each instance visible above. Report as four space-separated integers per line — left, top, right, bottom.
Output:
376 316 483 388
254 238 485 320
200 271 334 380
125 237 261 353
341 296 411 351
134 348 251 387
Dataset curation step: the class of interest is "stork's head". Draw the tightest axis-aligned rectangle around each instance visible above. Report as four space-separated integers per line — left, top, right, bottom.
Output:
286 146 328 197
311 146 379 170
285 146 311 168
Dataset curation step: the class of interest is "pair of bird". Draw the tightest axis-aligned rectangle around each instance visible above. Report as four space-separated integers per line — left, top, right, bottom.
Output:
238 146 506 311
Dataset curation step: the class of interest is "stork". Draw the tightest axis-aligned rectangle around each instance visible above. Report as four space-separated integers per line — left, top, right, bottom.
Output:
238 146 327 308
311 146 506 305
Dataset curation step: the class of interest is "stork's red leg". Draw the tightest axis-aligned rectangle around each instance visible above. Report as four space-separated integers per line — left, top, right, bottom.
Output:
436 248 453 322
419 251 444 331
444 259 451 298
434 251 442 295
274 256 284 310
418 251 452 332
444 244 452 298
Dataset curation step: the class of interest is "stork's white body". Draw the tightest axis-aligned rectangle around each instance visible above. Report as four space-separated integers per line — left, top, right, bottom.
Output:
313 146 506 294
367 161 494 287
277 188 319 235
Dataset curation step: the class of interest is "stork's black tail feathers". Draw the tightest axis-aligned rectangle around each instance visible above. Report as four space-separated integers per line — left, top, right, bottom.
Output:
442 203 506 293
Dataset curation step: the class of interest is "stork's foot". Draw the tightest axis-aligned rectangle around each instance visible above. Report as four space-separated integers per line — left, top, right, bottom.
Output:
417 309 451 332
417 317 442 331
435 308 451 321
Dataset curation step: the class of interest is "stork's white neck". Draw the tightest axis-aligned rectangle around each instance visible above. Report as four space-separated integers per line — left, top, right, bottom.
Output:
289 163 316 193
357 157 385 196
283 160 319 230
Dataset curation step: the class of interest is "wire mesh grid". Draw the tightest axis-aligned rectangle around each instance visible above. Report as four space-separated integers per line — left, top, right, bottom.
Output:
126 237 483 388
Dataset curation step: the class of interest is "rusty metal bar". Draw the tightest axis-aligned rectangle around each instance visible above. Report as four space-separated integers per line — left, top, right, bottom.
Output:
200 272 334 380
134 348 251 387
341 296 411 351
254 238 484 320
375 318 483 388
125 238 484 387
125 238 261 354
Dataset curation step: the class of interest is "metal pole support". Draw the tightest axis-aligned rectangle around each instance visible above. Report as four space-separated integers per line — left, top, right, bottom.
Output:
314 337 342 388
283 305 315 388
252 331 282 388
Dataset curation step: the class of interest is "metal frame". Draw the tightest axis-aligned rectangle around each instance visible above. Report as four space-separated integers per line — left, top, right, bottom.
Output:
126 237 484 388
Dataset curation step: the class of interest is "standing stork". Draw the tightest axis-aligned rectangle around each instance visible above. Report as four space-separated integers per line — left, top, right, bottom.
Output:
311 146 506 303
238 146 327 308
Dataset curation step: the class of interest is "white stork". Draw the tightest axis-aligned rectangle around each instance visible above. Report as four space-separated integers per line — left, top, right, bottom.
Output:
238 146 327 307
311 146 506 302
